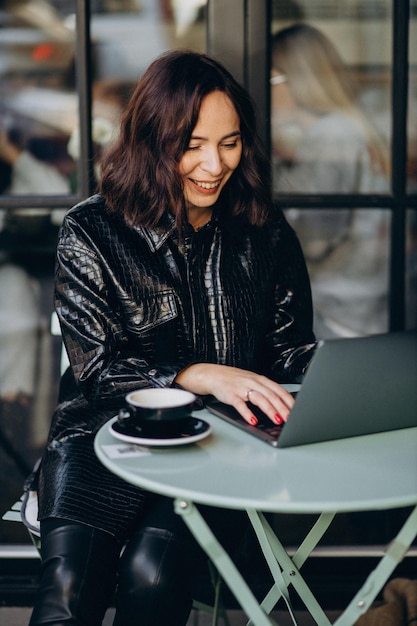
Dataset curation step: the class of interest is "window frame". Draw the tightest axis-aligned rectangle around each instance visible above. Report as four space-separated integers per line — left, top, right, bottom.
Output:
209 0 415 332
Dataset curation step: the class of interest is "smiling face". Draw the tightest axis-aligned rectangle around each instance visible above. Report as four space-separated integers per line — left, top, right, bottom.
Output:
178 90 242 227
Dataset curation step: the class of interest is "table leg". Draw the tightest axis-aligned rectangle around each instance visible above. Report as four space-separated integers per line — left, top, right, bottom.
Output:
247 510 334 626
333 504 417 626
174 499 277 626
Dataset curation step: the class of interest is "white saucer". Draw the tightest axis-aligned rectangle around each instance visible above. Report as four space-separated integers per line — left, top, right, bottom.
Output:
108 416 211 447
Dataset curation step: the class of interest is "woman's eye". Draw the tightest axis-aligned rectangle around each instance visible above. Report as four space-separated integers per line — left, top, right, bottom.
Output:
222 141 238 149
187 145 200 151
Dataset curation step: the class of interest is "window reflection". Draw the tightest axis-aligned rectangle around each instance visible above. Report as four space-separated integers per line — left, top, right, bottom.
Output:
87 0 207 177
0 0 207 542
0 0 207 199
286 207 390 338
0 1 76 196
271 23 390 193
270 5 392 340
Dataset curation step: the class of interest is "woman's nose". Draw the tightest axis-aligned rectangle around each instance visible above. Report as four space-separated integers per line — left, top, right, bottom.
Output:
201 147 222 175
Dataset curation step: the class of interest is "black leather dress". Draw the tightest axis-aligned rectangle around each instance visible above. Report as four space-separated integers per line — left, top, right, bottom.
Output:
36 194 316 539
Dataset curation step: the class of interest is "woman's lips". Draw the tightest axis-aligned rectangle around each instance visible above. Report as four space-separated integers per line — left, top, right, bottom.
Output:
190 179 222 193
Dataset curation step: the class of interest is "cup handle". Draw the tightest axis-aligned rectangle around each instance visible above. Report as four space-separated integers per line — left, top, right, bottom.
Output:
117 408 132 422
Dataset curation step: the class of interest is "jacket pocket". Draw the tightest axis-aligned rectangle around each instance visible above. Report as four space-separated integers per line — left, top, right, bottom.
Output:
124 290 178 335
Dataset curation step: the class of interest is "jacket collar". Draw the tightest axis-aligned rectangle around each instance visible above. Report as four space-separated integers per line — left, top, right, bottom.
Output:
136 209 224 251
135 203 247 252
135 213 177 252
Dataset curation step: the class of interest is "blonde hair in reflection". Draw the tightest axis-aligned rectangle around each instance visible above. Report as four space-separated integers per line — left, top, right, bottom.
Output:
272 23 390 178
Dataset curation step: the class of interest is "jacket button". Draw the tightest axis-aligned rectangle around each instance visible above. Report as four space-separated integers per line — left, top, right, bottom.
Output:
148 369 157 376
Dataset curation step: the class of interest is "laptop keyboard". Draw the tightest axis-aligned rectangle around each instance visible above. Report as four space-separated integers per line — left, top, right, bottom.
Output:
207 392 298 445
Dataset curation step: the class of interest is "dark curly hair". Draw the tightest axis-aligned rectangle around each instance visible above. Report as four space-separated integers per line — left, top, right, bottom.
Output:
99 49 272 231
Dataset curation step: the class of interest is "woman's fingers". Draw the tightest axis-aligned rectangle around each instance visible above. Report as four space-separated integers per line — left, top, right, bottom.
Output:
245 383 295 423
229 387 293 426
175 363 296 426
243 388 291 424
232 398 261 426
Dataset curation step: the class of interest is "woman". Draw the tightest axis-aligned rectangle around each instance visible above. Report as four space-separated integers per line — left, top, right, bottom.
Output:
271 23 389 194
271 24 390 338
28 49 316 626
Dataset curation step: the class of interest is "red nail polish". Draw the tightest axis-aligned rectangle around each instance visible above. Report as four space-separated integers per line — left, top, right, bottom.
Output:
274 413 283 425
250 416 258 425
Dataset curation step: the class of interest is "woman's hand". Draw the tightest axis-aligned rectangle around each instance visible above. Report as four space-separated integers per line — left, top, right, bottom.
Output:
174 363 294 426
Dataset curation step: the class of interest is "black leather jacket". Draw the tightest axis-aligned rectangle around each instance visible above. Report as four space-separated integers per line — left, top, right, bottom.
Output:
37 194 316 535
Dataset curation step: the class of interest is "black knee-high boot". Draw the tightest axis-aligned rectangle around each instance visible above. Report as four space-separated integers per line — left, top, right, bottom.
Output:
29 522 121 626
113 526 199 626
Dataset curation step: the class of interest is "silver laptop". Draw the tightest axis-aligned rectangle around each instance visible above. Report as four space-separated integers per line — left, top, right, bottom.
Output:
207 330 417 448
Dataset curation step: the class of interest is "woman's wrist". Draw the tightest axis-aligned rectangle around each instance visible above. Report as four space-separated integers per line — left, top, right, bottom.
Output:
174 362 215 396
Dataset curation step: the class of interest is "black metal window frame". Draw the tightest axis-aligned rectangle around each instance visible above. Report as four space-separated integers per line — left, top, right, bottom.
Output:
0 0 415 332
209 0 416 333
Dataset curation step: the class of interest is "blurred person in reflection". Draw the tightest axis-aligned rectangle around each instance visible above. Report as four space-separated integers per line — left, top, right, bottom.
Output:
28 50 316 626
0 128 69 460
271 23 391 338
0 215 41 461
66 79 133 185
0 129 70 195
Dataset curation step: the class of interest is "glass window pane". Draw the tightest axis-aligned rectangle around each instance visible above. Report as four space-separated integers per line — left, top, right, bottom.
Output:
0 0 208 546
271 2 391 194
0 1 77 196
0 2 74 533
0 222 60 544
270 3 392 341
0 1 208 196
286 207 391 339
85 0 207 186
